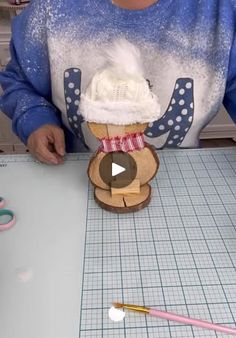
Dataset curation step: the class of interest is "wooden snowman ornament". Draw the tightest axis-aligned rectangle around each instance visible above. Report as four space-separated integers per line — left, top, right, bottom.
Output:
80 39 161 213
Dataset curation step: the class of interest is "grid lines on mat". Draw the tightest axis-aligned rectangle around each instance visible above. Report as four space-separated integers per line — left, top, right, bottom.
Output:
79 148 236 338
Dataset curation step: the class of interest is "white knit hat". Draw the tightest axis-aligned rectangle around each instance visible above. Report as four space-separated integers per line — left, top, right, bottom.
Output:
80 39 161 125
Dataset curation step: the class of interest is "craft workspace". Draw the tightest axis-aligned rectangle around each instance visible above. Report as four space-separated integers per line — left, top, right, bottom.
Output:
0 1 236 338
0 149 236 338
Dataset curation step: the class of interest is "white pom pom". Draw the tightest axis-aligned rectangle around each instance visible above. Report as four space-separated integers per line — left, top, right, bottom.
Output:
105 38 144 79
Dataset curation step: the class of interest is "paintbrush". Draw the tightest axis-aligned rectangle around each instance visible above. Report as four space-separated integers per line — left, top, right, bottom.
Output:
113 302 236 336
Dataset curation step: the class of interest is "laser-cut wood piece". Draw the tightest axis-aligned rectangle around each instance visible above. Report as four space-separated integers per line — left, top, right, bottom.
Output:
87 122 159 213
111 179 140 196
88 144 159 190
88 122 148 139
94 184 151 213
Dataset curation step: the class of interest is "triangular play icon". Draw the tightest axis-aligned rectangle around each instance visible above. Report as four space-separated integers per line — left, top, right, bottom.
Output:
112 162 126 177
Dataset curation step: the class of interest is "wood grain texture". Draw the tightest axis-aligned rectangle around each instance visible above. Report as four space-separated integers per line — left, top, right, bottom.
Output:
87 122 159 213
88 144 159 190
88 122 148 139
94 184 151 213
87 151 110 190
130 144 159 185
107 125 125 137
111 179 140 195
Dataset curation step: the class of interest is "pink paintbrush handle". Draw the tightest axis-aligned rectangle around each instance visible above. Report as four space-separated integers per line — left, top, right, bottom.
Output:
149 308 236 336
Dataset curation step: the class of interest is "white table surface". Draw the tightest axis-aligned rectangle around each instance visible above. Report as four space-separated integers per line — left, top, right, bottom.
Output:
0 154 89 338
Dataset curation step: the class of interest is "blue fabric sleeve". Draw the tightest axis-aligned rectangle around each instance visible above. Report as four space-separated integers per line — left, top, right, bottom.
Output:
223 4 236 123
0 0 62 145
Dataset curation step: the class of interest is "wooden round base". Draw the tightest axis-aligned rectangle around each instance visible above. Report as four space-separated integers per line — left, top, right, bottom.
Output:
94 184 151 213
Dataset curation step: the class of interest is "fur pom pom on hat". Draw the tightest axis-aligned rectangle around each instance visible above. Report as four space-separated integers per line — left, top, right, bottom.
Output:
80 39 161 125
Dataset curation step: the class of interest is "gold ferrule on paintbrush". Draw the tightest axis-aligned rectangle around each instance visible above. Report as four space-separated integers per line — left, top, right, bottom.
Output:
113 302 150 314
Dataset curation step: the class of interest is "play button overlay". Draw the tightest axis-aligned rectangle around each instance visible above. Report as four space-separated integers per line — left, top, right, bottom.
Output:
112 163 126 177
99 152 137 189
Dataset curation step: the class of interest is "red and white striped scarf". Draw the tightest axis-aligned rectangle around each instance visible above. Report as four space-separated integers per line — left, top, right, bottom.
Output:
99 132 145 153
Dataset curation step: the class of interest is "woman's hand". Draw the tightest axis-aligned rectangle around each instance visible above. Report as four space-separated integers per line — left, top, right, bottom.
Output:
27 125 65 165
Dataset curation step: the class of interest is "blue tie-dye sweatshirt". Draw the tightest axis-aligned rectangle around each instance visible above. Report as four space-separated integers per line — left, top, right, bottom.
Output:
0 0 235 151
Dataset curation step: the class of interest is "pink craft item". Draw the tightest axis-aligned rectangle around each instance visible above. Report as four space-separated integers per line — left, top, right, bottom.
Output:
149 308 236 336
0 198 5 208
0 214 16 231
0 197 16 231
114 303 236 336
100 132 145 153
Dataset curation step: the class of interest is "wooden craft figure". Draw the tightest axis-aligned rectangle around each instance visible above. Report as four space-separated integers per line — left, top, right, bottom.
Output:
80 39 161 213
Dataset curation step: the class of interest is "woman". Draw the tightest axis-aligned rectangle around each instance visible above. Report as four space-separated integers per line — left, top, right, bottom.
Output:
0 0 235 164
